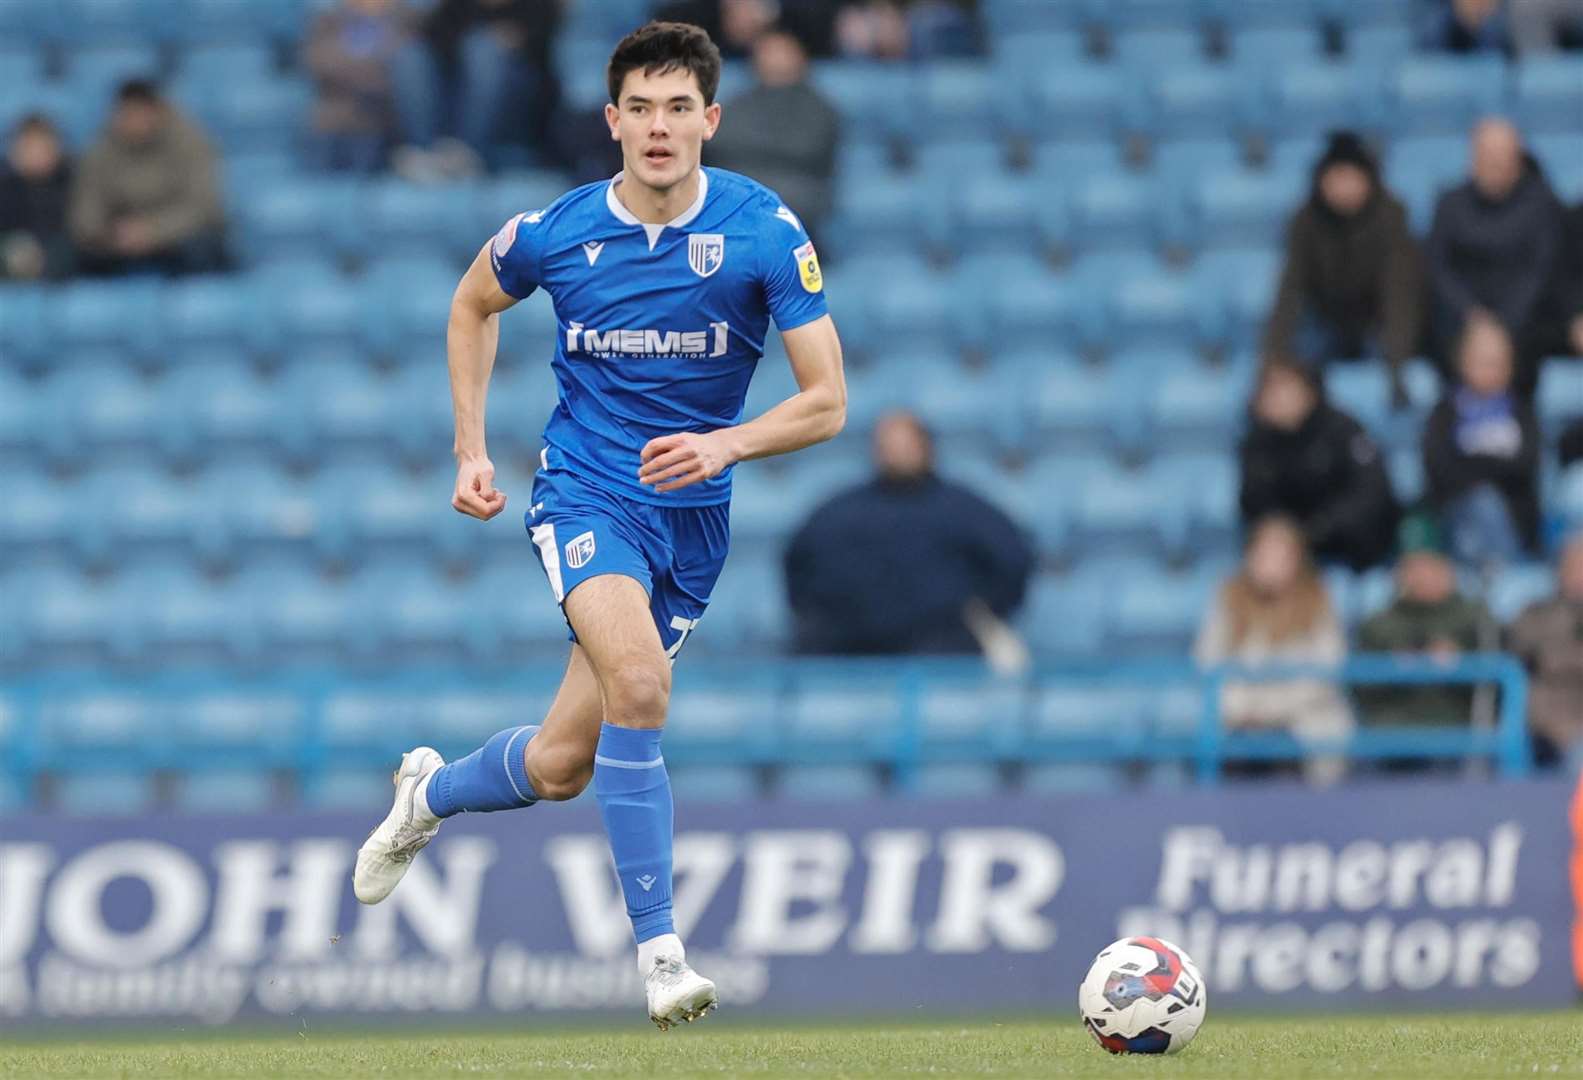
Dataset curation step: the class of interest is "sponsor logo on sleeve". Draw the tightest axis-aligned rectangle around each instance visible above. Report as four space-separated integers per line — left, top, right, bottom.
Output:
794 240 823 294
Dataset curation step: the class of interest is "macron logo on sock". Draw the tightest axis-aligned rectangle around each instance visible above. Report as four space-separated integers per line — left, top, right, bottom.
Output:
636 874 657 892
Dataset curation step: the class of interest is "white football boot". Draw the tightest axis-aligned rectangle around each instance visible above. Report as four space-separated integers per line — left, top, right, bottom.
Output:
645 955 719 1031
353 746 445 905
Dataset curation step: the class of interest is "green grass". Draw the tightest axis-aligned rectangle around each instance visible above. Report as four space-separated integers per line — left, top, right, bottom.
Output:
3 1014 1582 1079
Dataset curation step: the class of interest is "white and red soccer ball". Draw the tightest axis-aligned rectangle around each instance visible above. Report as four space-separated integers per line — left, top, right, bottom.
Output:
1078 936 1207 1054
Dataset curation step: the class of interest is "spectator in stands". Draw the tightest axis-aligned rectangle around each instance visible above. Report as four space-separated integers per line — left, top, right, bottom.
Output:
398 0 562 178
69 80 227 277
1528 200 1583 362
0 114 73 281
1422 316 1542 564
1238 358 1399 572
784 411 1034 666
1508 533 1583 764
705 28 838 248
1356 537 1498 728
1419 0 1512 52
1427 119 1565 393
1510 0 1583 50
303 0 417 173
1262 133 1423 403
1194 515 1352 784
653 0 780 59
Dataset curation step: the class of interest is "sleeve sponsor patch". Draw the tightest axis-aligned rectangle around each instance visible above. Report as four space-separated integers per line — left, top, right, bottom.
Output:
492 211 539 259
793 240 823 294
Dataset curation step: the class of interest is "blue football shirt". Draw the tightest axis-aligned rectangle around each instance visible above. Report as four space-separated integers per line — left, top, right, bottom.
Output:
489 167 829 507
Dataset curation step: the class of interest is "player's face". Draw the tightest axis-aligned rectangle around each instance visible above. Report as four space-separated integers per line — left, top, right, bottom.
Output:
606 67 721 193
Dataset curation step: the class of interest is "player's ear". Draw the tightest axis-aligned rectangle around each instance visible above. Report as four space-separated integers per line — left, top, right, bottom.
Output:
604 102 620 142
702 101 721 141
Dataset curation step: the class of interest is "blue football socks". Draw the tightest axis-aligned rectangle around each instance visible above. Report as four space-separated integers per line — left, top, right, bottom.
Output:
424 725 539 818
592 723 675 944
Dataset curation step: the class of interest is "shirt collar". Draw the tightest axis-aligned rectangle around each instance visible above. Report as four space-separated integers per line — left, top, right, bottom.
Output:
605 168 709 249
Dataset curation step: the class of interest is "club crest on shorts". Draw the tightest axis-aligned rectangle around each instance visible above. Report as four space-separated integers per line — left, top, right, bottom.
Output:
687 233 725 278
564 530 596 569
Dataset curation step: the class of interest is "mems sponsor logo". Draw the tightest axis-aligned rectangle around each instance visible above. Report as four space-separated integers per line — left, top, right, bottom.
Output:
565 321 730 358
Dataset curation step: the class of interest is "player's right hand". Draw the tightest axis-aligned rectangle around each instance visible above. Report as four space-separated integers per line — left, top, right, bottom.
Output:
452 457 508 520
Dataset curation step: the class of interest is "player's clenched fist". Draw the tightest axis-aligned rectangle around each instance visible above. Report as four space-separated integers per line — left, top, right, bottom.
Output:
452 456 508 520
638 432 737 493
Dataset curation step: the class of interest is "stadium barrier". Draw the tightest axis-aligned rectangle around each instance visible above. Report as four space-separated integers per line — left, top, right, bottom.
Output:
0 773 1574 1028
0 654 1534 794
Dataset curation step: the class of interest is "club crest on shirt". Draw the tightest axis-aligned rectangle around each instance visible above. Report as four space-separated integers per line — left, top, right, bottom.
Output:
564 530 596 569
687 233 725 278
794 240 823 293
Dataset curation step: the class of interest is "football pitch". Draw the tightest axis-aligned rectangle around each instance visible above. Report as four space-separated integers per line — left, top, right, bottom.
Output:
4 1014 1582 1079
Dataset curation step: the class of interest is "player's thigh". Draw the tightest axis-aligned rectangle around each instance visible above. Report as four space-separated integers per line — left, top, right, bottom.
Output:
524 645 603 798
562 572 672 725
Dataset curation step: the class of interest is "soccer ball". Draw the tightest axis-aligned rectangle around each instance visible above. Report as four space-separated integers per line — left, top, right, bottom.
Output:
1077 936 1206 1054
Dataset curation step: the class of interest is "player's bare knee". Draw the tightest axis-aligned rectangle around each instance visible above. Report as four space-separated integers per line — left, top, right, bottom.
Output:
533 765 592 802
603 661 670 728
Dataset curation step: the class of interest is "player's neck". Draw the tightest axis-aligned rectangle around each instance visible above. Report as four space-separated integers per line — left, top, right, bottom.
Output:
614 168 702 225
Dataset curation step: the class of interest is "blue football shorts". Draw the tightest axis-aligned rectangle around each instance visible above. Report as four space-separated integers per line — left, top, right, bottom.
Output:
525 455 729 659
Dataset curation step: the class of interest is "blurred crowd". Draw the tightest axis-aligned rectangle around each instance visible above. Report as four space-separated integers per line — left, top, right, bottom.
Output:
2 0 1581 779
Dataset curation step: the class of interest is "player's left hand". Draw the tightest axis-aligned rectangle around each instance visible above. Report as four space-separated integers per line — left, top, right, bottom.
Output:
638 432 736 493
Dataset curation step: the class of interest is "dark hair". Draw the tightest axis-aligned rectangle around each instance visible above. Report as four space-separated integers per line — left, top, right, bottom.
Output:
13 112 58 138
606 21 721 106
115 78 160 105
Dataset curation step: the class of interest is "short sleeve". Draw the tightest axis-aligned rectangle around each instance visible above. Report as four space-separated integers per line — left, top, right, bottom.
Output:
488 210 543 299
759 205 829 332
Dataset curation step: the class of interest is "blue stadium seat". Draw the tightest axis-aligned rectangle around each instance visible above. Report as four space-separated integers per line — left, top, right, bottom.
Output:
773 764 885 801
1109 266 1225 351
308 459 427 557
1145 67 1248 140
303 768 393 811
908 763 1005 799
668 765 762 802
89 466 205 555
177 771 276 814
1021 571 1106 657
360 257 466 357
47 280 162 359
556 34 613 110
466 560 571 656
993 31 1088 76
1113 28 1206 69
53 773 157 816
1 474 78 555
947 173 1066 257
1030 62 1143 140
1489 563 1557 622
357 558 475 658
1345 23 1413 65
1034 359 1136 451
1070 171 1166 253
1229 26 1323 69
698 551 789 651
1267 61 1378 138
841 259 960 357
984 0 1087 34
1197 248 1282 350
1075 462 1194 560
0 286 46 369
1084 0 1203 29
905 359 1030 454
179 75 313 155
1388 447 1424 504
164 275 274 356
972 259 1082 354
1387 134 1468 194
1530 134 1583 202
1206 0 1319 27
1515 57 1583 134
1314 0 1414 25
63 44 162 99
0 48 46 90
167 357 278 455
917 678 1029 760
1161 451 1240 549
1557 465 1583 532
1188 166 1305 251
1266 132 1327 178
240 556 360 659
1387 56 1507 135
1538 363 1583 430
234 177 362 263
0 83 101 152
917 62 1001 140
1110 568 1217 653
180 42 276 84
200 457 316 560
123 559 250 660
784 665 906 762
836 140 900 185
0 367 31 453
172 686 300 768
364 179 477 261
474 171 571 237
1023 762 1127 793
61 0 182 43
273 275 364 353
667 678 781 763
810 62 911 138
1029 682 1151 755
1325 362 1395 434
174 0 310 46
1147 364 1251 450
1032 138 1125 182
1356 566 1396 620
43 362 182 463
826 176 928 261
0 1 61 43
27 565 130 658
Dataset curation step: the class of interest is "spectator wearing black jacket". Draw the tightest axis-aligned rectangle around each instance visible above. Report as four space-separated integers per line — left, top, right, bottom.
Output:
1423 316 1542 563
1427 119 1565 392
1239 358 1400 571
1262 132 1424 403
0 114 73 280
1528 200 1583 362
784 411 1034 660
